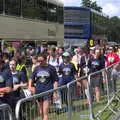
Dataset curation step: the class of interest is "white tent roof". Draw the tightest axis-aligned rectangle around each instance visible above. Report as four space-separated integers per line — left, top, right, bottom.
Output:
44 0 64 6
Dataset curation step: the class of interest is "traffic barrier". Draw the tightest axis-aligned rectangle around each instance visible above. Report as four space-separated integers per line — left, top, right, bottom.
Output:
0 104 13 120
15 85 68 120
15 61 120 120
93 62 120 119
67 76 92 120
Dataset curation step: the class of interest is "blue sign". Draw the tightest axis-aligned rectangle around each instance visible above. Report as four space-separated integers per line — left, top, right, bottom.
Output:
64 7 91 39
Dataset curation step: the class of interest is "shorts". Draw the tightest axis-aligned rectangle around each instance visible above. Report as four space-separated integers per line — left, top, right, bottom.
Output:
90 73 102 88
37 93 52 102
58 77 74 86
80 70 86 77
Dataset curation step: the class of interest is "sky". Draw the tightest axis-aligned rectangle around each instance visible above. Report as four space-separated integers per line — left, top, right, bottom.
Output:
64 0 120 17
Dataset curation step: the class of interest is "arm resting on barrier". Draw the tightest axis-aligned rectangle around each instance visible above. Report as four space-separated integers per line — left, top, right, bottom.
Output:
0 87 12 94
13 84 21 91
13 83 28 91
19 82 28 88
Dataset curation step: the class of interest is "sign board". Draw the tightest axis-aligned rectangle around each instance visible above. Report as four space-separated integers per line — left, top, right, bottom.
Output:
48 27 56 36
64 8 90 24
64 39 87 47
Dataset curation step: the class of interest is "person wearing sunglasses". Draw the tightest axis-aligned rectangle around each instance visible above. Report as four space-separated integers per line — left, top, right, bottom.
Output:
28 53 58 120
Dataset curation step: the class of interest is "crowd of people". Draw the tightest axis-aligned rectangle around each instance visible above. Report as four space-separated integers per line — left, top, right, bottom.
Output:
0 42 120 120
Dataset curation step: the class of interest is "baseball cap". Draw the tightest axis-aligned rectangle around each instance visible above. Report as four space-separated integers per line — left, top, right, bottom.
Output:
90 47 95 50
62 52 70 57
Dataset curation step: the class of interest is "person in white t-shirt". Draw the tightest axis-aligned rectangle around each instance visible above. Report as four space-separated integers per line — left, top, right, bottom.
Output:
72 47 83 69
47 47 62 72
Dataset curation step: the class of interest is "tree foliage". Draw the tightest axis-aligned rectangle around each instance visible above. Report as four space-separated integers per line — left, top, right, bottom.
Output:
82 0 120 43
82 0 102 12
91 1 102 12
82 0 91 8
106 16 120 43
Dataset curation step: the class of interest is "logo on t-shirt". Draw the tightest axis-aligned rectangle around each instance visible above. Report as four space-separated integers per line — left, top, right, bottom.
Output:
13 76 19 84
91 61 100 68
63 68 71 76
0 76 4 83
108 57 114 63
37 71 50 83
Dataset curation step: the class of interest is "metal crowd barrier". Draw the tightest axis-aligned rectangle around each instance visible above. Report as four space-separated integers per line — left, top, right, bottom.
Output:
88 68 113 119
66 61 120 120
0 104 13 120
15 85 68 120
67 76 92 120
15 61 120 120
92 62 120 120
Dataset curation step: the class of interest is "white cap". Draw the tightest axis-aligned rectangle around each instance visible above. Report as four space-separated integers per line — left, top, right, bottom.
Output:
62 52 70 57
90 47 95 50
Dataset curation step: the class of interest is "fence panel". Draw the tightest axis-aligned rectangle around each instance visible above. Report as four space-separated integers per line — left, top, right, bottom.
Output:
88 62 120 119
0 104 13 120
109 62 120 113
106 65 116 99
108 62 120 93
15 62 120 120
67 76 92 120
88 69 109 119
15 85 68 120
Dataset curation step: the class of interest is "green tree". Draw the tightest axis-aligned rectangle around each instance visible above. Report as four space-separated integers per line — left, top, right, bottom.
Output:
82 0 92 8
106 16 120 43
82 0 102 12
91 1 102 12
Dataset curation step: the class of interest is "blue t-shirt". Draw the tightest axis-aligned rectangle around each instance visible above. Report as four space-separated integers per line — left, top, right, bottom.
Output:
0 70 13 105
12 71 27 85
30 65 58 94
12 71 27 97
0 70 13 89
88 58 103 73
59 63 76 84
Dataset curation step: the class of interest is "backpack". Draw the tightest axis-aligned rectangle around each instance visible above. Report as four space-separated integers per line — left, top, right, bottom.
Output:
19 88 32 98
47 55 60 65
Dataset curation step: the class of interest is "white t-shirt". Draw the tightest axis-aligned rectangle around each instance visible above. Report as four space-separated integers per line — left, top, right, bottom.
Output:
72 54 81 64
47 56 63 72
